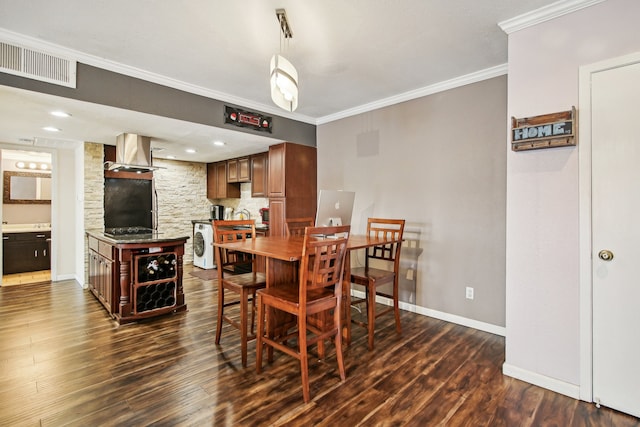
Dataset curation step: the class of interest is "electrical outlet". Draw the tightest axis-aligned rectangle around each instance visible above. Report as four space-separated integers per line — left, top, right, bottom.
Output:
465 286 474 300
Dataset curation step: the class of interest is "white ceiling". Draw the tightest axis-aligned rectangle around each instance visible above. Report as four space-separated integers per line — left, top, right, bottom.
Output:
0 0 566 163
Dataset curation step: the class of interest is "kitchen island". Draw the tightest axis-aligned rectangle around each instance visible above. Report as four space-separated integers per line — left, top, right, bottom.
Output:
86 230 189 324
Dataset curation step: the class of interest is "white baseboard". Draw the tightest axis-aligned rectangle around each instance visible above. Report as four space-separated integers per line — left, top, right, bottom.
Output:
350 289 506 337
53 273 77 282
502 363 581 399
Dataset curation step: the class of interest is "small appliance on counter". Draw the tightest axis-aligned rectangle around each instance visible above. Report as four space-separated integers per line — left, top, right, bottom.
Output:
210 205 225 220
224 207 234 220
259 207 269 225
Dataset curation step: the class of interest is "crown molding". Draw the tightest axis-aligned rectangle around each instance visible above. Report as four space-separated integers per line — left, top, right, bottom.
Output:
498 0 605 34
315 64 508 125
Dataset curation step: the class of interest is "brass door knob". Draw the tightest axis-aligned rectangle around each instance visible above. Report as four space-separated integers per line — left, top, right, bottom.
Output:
598 249 614 261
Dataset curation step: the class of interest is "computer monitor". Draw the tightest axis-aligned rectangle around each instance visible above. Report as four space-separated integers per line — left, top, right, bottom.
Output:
315 190 356 228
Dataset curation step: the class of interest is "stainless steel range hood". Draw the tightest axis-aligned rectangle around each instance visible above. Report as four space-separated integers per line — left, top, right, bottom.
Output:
104 133 163 172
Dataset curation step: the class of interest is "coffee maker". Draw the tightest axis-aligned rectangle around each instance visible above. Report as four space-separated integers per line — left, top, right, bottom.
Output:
210 205 225 220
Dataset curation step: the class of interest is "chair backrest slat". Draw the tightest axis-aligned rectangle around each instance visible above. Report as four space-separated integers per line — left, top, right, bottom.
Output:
298 225 350 300
285 217 315 237
364 218 405 267
212 219 258 275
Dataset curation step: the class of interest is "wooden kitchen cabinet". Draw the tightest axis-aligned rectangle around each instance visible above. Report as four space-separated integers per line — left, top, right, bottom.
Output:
207 161 240 199
251 152 268 197
88 236 115 314
86 232 188 324
228 157 251 183
2 231 51 274
267 142 317 236
267 143 286 197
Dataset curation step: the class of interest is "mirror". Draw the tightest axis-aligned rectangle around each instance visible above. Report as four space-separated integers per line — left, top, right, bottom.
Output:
3 171 52 204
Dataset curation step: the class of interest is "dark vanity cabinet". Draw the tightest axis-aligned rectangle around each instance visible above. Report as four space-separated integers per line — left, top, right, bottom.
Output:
3 231 51 274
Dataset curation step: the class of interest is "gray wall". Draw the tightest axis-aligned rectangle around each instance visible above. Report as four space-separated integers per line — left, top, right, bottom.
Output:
0 63 316 147
317 75 507 327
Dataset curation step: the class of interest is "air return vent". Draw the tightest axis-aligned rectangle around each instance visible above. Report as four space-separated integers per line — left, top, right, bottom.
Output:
0 41 76 88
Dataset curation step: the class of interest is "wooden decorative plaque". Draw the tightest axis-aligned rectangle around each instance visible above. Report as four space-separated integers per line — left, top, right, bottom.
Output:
511 106 576 151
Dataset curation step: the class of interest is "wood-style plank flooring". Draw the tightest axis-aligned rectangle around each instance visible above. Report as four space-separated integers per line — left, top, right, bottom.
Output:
2 270 51 286
0 265 638 426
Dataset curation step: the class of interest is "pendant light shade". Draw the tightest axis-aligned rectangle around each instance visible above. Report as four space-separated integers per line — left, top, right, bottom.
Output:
270 54 298 112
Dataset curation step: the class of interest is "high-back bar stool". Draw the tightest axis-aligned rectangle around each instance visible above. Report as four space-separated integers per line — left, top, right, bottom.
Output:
212 219 266 367
350 218 405 350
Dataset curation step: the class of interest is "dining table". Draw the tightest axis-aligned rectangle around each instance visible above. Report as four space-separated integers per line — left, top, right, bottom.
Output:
213 232 403 345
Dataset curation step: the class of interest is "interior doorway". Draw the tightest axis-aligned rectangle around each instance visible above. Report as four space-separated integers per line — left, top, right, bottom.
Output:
579 52 640 418
1 148 53 286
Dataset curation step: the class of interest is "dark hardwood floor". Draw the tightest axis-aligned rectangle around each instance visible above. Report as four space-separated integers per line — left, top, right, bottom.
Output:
1 265 638 426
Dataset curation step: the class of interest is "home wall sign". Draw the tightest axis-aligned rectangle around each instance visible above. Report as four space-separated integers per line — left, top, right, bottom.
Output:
511 106 576 151
224 106 272 133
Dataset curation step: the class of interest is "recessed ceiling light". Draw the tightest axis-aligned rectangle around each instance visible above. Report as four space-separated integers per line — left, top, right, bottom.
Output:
43 126 60 132
213 141 225 146
185 148 196 153
50 111 71 117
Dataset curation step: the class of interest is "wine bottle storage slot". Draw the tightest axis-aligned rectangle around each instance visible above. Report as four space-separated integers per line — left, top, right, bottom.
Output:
135 281 177 313
136 253 177 283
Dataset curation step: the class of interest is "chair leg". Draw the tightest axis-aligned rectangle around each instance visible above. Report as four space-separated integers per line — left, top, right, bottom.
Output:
240 288 248 368
334 304 346 382
367 282 376 351
215 286 224 344
256 294 264 374
299 313 310 403
316 312 326 359
393 278 402 334
250 290 257 335
345 283 352 345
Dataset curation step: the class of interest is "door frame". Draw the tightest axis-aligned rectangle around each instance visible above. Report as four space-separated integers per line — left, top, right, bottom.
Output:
578 51 640 402
0 144 57 283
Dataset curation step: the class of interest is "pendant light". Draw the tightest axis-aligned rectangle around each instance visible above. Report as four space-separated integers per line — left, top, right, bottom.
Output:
270 9 298 112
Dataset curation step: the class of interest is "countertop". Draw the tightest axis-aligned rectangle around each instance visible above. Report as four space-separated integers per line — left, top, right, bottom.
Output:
2 223 51 233
191 219 269 231
86 229 190 245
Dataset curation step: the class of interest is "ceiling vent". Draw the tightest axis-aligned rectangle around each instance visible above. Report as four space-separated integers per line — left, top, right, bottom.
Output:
0 41 77 88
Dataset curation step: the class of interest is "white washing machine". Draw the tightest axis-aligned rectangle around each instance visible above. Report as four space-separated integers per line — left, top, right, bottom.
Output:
193 222 215 269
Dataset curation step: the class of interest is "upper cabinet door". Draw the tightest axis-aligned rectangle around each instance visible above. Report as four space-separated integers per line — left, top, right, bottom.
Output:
268 143 286 197
227 158 239 183
227 157 250 183
238 157 251 182
251 153 268 197
207 161 240 199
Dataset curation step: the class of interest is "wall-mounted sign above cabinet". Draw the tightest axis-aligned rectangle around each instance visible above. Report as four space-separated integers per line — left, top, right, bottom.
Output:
224 106 272 133
511 106 576 151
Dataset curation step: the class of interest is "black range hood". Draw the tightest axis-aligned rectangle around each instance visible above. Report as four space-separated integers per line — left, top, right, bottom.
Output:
104 133 163 173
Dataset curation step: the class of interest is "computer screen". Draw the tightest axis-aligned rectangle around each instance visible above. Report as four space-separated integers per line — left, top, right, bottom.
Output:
315 190 356 227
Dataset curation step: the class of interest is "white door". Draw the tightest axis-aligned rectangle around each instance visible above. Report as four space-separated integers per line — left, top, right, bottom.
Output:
592 61 640 418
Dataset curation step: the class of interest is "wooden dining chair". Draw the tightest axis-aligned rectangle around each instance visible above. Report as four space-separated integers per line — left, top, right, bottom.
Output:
350 218 405 351
285 217 315 237
256 225 351 403
212 219 266 367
